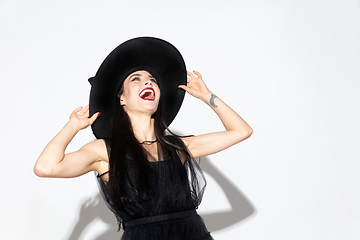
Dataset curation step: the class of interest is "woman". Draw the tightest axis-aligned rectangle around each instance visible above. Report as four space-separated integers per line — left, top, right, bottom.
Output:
34 37 253 240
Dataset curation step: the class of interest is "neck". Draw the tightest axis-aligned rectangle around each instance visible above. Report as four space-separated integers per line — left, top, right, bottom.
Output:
128 113 157 142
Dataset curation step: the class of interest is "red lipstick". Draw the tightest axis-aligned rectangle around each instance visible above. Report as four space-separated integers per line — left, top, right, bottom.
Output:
139 87 156 101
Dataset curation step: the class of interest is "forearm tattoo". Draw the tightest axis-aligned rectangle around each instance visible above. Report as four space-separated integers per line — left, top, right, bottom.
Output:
209 94 218 108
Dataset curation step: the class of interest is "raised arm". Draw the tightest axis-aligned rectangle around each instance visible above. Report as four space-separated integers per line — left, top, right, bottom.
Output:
178 71 253 158
34 105 107 178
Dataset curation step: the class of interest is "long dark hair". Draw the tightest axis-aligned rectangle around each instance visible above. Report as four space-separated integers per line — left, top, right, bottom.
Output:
108 91 184 208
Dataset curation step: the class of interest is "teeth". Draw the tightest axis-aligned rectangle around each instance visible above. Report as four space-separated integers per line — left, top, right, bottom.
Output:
140 89 154 99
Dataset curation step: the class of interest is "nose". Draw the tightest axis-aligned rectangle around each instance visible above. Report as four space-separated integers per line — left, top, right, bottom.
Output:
144 80 152 86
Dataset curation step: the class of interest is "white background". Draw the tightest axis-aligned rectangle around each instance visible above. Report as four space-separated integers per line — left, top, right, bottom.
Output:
1 0 360 239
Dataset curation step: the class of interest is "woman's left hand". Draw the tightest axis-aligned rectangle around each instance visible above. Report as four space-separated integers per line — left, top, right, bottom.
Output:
178 71 210 100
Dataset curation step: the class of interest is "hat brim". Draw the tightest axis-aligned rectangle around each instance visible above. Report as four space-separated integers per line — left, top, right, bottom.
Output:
89 37 187 139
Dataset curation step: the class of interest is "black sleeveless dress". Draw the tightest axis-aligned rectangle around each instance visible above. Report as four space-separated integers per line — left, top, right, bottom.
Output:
96 135 213 240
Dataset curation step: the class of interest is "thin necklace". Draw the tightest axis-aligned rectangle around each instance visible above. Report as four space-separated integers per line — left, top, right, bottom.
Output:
140 139 158 145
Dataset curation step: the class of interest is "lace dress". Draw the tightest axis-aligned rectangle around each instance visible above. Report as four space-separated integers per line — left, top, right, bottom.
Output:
96 135 213 240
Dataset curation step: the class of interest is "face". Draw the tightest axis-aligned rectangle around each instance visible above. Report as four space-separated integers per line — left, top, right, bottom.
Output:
120 70 160 116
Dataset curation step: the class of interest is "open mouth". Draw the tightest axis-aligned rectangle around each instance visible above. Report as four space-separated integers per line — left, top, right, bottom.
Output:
139 87 155 101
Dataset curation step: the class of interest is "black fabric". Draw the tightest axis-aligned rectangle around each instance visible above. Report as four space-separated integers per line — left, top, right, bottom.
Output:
96 135 212 240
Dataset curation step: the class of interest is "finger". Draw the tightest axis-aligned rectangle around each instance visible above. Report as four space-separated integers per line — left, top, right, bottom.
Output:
193 70 202 78
187 70 195 78
70 107 83 119
73 106 83 113
83 111 90 118
80 105 89 115
71 107 83 117
89 112 101 125
178 85 190 92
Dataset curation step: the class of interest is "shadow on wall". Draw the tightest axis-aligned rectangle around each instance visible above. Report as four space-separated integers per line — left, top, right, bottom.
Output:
66 194 123 240
66 157 255 239
200 156 255 232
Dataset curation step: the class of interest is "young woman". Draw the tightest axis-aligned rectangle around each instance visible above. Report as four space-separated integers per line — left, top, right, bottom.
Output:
34 37 253 240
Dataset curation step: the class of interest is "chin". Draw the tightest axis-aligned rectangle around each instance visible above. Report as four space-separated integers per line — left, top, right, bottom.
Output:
142 100 159 111
147 107 158 115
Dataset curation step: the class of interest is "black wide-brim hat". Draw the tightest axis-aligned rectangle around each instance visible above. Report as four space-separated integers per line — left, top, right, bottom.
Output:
89 37 187 139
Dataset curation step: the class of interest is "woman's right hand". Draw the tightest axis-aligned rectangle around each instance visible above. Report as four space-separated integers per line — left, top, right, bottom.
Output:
34 104 104 178
69 105 100 130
